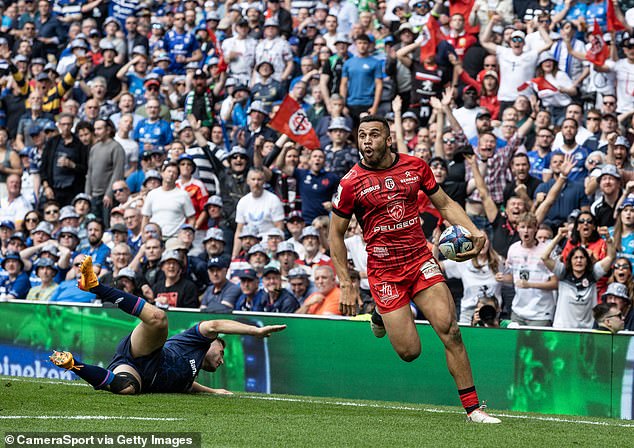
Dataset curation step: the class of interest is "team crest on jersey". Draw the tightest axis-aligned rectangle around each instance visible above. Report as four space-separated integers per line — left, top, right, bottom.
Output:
387 200 404 221
385 177 395 190
374 282 399 304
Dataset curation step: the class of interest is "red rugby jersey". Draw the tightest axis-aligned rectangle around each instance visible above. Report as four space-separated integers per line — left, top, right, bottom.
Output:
333 154 439 277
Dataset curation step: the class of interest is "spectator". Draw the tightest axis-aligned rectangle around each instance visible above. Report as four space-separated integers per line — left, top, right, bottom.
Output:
152 250 199 309
200 255 241 312
25 257 58 301
79 219 110 269
251 265 300 313
222 18 257 86
0 174 32 225
142 161 196 240
0 251 30 300
49 254 96 303
296 265 341 315
593 301 626 333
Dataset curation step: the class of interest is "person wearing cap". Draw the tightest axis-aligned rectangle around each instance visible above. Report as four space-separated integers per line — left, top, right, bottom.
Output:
233 268 260 311
100 17 126 64
255 18 294 84
265 227 286 258
164 10 202 75
142 169 163 191
220 18 256 86
481 14 552 114
200 255 241 312
48 253 96 303
235 100 278 156
276 241 308 284
109 223 132 249
201 196 232 252
593 302 626 333
152 250 199 308
246 243 271 275
84 118 126 225
30 221 53 246
603 274 634 329
199 227 227 263
286 266 313 304
299 225 333 275
586 164 622 227
251 60 284 109
133 98 173 155
248 265 300 313
25 257 59 301
340 33 383 124
324 117 358 179
232 168 285 257
534 52 576 124
0 251 30 300
91 41 124 101
284 211 306 257
295 265 341 315
176 152 209 230
183 68 214 128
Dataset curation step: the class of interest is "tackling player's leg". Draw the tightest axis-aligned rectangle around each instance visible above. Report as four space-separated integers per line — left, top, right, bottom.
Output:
413 282 501 423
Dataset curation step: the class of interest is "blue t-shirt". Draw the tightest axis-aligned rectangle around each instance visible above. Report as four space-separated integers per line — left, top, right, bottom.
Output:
535 179 589 226
341 56 383 106
133 119 173 155
553 146 588 182
294 168 340 223
49 280 96 303
79 242 111 267
527 150 552 180
164 30 200 75
0 272 30 300
585 0 607 31
609 227 634 263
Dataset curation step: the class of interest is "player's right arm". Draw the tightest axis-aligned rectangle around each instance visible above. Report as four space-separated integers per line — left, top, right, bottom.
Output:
329 212 356 316
199 320 286 339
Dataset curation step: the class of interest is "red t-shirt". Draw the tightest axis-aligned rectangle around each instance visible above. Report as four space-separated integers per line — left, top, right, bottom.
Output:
333 154 438 280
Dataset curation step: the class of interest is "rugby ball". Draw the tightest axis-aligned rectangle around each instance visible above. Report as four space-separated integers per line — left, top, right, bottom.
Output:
438 225 474 261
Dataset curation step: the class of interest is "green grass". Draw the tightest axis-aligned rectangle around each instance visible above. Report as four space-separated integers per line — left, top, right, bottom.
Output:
1 376 632 448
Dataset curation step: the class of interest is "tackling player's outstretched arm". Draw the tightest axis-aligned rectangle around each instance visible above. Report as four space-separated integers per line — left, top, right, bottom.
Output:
429 187 485 261
190 381 233 395
329 213 357 316
199 320 287 340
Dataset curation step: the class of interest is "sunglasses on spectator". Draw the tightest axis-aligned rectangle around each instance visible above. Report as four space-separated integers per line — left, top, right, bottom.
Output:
147 86 159 91
511 37 524 43
443 138 456 144
614 263 631 269
231 155 248 160
45 209 59 215
604 101 615 106
113 188 127 194
25 217 38 223
577 218 593 224
430 162 446 169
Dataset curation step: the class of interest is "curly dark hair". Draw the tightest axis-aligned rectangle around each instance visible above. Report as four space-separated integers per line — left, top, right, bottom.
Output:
565 246 594 278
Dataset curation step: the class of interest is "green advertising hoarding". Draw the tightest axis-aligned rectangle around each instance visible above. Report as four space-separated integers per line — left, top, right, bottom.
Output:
0 302 631 419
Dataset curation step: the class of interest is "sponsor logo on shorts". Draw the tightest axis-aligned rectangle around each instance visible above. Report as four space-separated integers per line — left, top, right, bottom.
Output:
420 260 442 280
372 247 389 258
385 177 395 190
360 184 380 196
374 282 399 304
387 200 404 221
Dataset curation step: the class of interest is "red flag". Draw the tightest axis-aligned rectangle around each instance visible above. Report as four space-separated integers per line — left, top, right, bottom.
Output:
585 19 610 66
269 95 320 150
450 0 478 35
517 77 558 96
607 0 626 32
420 16 442 63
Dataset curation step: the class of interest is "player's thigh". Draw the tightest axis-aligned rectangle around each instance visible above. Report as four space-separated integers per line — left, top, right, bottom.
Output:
413 282 457 338
129 306 169 358
382 304 421 360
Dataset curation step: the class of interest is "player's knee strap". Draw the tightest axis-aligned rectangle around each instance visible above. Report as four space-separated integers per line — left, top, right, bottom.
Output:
108 372 141 395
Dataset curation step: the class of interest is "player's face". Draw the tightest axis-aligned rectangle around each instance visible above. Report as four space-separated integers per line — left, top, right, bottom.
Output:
357 122 391 167
202 340 225 372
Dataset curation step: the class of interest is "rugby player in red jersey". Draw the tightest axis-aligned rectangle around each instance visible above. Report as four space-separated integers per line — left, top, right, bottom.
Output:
329 115 501 423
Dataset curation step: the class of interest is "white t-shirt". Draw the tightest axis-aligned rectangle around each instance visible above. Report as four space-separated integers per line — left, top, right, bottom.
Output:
142 187 195 238
0 195 33 224
444 258 501 324
235 190 285 235
552 260 605 329
496 46 540 102
453 107 480 140
221 36 257 79
114 135 139 172
605 58 634 113
505 241 556 321
539 71 574 108
552 125 594 150
345 234 369 290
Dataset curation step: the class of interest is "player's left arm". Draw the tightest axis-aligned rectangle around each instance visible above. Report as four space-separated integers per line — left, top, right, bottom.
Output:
428 187 485 261
190 381 233 395
199 320 287 340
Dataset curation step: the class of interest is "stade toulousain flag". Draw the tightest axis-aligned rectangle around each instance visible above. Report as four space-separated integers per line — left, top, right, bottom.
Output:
586 19 610 66
269 95 321 150
419 16 442 63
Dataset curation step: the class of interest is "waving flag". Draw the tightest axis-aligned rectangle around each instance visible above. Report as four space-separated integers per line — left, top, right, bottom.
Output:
607 0 626 32
419 16 442 63
269 96 320 150
585 19 610 66
517 77 558 96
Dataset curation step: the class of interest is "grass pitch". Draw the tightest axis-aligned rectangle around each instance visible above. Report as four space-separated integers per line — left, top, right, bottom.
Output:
1 376 633 447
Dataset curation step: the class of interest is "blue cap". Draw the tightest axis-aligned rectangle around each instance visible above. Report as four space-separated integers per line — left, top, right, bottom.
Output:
35 257 57 272
179 223 195 233
177 153 195 163
620 197 634 210
28 124 43 135
0 220 15 230
207 255 230 269
1 251 23 269
289 36 300 46
238 268 257 280
43 121 57 131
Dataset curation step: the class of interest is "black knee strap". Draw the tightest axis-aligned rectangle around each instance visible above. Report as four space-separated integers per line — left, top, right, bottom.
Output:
108 372 141 394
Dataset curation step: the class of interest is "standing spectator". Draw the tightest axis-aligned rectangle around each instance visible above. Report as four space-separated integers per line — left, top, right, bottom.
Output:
324 118 358 180
113 113 139 178
221 19 257 87
142 161 196 240
255 18 294 84
91 42 123 100
15 92 54 151
85 118 125 224
35 0 67 59
133 98 173 154
340 34 383 126
40 113 88 206
176 153 209 231
0 175 32 226
233 168 285 257
165 11 202 75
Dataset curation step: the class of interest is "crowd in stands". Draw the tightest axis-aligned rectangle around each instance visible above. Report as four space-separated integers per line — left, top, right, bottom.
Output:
0 0 633 333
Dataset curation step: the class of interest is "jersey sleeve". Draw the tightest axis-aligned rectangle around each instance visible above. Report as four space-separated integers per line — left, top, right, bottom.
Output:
332 176 355 219
418 159 439 196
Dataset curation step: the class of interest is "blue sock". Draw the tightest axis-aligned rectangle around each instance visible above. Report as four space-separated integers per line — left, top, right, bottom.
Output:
72 356 115 390
91 284 146 317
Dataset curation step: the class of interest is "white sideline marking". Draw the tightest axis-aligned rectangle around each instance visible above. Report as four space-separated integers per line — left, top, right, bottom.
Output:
240 395 634 428
0 416 182 421
3 377 89 387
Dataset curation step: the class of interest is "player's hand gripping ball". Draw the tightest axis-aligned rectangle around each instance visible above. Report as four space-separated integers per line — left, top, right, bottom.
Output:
438 225 474 261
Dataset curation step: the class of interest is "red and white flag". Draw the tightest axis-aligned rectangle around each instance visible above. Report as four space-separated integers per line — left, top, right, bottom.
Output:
607 0 626 32
269 95 320 150
517 77 558 96
419 16 442 63
585 19 610 67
